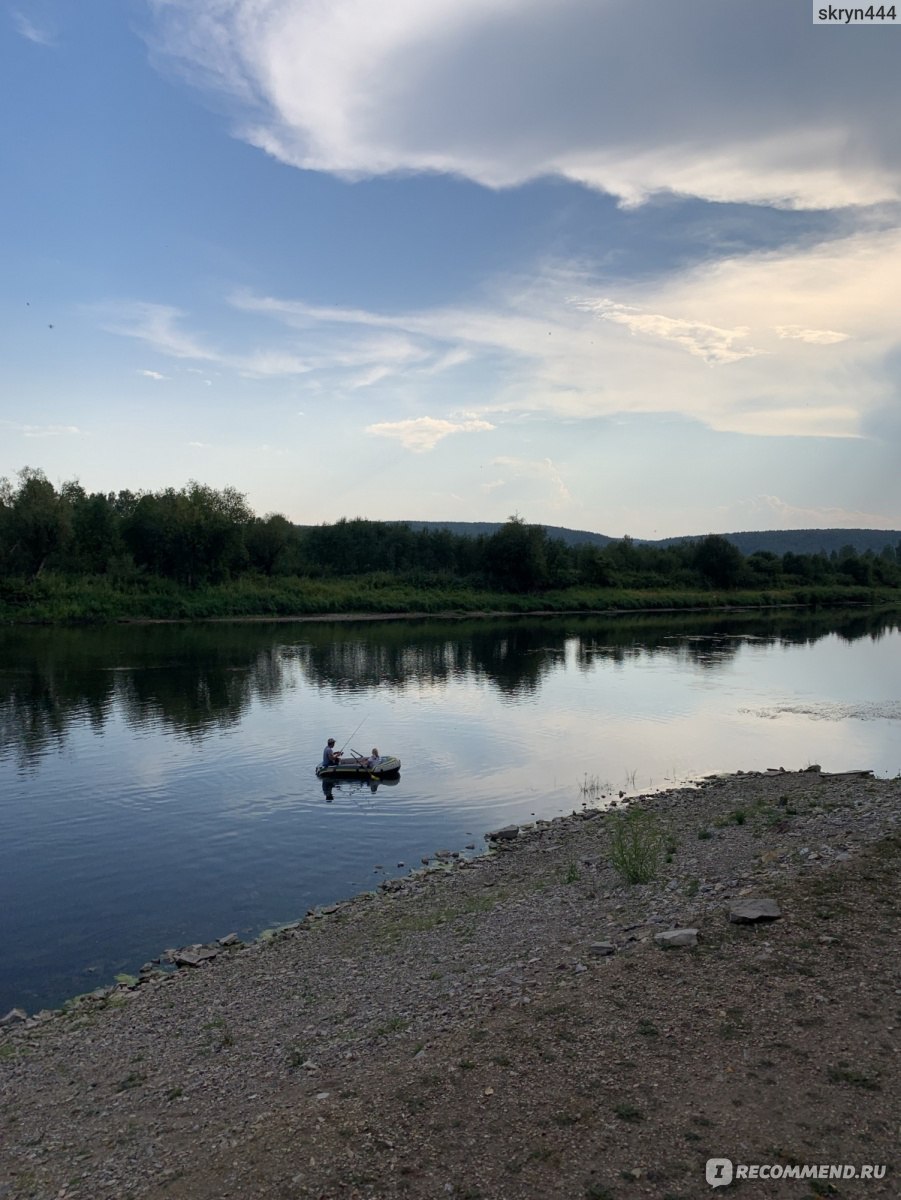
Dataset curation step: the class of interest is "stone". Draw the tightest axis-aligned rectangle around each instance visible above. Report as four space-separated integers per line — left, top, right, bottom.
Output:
217 933 240 946
0 1008 27 1025
173 951 204 967
485 825 519 842
588 942 616 957
172 944 220 967
655 928 699 949
729 898 782 923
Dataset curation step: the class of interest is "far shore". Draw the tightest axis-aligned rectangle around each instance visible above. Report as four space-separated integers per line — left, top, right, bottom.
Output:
126 601 818 625
2 766 897 1199
2 575 898 627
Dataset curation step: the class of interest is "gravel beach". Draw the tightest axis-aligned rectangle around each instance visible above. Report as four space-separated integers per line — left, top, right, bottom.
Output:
1 769 898 1200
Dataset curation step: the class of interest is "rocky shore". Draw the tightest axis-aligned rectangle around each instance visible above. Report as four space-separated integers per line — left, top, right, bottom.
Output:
1 769 898 1199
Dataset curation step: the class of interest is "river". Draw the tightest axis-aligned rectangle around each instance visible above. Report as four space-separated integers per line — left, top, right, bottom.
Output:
1 607 898 1014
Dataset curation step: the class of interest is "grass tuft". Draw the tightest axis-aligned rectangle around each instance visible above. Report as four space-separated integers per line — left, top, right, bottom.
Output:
607 807 664 884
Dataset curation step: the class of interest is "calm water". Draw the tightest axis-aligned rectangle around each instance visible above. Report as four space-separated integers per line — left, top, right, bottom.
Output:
1 609 899 1014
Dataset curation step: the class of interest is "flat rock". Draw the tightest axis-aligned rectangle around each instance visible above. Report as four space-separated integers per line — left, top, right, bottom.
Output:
486 825 519 842
728 898 782 923
173 945 221 967
588 942 616 957
654 928 699 949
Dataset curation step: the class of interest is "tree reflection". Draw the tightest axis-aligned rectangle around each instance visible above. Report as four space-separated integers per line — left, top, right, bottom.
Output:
1 608 898 767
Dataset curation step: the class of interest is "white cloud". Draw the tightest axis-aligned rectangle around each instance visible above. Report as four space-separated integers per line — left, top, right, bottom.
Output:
139 369 167 380
576 300 758 365
775 326 850 345
98 221 901 443
491 456 572 505
235 350 314 378
147 0 901 209
481 478 506 494
366 416 495 452
11 10 56 46
21 424 81 438
101 303 218 362
240 221 901 438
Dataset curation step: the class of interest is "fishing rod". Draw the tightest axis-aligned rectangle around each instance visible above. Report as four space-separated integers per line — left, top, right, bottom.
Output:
338 715 367 754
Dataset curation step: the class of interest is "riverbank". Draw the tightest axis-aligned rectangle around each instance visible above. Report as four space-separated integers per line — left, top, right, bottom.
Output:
1 571 897 625
1 770 897 1199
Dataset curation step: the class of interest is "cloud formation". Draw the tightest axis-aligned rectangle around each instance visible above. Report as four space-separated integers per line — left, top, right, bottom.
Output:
576 301 757 366
11 9 56 46
490 456 572 506
366 416 494 452
775 326 850 345
98 220 901 445
148 0 901 209
12 424 81 438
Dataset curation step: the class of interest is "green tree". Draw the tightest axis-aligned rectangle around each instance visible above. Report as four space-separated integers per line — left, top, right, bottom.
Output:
122 482 252 585
69 491 122 574
2 468 71 577
245 514 295 575
692 534 744 589
485 516 550 591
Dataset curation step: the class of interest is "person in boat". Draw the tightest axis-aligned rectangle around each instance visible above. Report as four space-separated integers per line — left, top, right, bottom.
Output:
322 737 342 767
348 747 380 769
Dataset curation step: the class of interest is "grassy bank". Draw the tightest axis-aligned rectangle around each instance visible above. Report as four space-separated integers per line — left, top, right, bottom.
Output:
1 572 900 624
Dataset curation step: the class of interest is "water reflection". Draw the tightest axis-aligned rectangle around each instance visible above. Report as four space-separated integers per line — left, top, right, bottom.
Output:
1 608 898 769
321 776 399 804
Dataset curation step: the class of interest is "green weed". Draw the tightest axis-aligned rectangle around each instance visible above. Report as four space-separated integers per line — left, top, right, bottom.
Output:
608 808 664 884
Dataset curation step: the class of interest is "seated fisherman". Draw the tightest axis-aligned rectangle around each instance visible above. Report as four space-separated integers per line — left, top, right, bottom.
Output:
322 737 342 766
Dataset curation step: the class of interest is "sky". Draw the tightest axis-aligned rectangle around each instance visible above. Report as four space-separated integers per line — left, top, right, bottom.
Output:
2 0 900 539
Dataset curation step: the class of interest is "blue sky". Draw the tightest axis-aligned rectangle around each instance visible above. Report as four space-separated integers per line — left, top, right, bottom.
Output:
2 0 899 537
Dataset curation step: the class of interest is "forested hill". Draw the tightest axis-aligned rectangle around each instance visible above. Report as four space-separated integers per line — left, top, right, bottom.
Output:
400 521 615 549
401 522 901 557
654 528 901 556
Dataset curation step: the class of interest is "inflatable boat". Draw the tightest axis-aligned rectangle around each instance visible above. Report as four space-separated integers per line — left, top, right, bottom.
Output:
315 754 401 780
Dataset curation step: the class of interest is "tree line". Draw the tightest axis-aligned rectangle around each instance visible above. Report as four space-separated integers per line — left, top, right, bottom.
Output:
2 468 900 593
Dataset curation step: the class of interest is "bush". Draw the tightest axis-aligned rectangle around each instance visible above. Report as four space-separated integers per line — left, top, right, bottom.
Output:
607 807 664 884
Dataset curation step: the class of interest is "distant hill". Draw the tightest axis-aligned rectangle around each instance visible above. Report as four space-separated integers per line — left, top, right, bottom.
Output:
401 521 615 549
653 528 901 557
400 521 901 557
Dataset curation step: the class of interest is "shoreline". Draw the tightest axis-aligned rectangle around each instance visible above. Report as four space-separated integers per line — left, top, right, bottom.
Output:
120 602 816 625
2 768 898 1198
5 592 898 629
